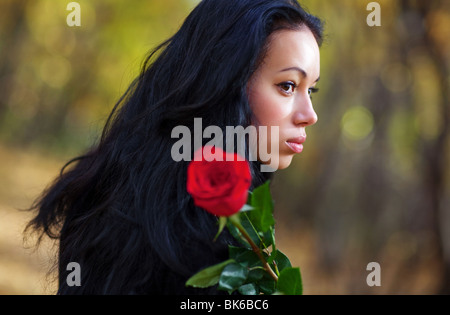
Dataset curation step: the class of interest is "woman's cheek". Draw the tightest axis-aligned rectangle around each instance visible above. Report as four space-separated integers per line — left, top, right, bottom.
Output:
251 90 285 127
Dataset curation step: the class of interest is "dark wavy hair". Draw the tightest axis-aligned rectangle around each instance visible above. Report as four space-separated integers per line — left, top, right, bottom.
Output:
26 0 323 294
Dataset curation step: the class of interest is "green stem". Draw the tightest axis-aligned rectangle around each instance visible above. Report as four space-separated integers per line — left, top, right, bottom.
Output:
229 215 278 282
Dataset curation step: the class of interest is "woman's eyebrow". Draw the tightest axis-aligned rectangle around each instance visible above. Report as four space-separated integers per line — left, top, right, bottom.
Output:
279 66 320 82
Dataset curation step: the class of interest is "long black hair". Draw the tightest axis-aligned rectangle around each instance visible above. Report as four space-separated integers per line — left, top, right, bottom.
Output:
26 0 323 294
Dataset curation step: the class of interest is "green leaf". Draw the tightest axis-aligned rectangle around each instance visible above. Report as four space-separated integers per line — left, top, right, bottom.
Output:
218 263 249 294
248 181 275 233
240 204 255 212
227 215 261 249
185 259 235 288
247 267 265 282
273 250 292 272
228 246 261 268
261 226 276 249
258 276 276 295
276 267 303 295
238 283 258 295
213 216 228 241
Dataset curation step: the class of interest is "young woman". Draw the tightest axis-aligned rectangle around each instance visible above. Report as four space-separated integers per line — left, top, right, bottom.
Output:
27 0 323 294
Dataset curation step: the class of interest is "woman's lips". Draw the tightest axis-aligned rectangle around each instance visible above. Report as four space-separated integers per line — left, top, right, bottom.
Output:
286 136 306 154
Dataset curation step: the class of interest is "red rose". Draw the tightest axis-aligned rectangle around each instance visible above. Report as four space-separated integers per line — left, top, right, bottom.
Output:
187 146 252 217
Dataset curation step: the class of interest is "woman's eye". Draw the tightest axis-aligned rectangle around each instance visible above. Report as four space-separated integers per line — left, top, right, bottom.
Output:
308 87 319 98
277 82 297 94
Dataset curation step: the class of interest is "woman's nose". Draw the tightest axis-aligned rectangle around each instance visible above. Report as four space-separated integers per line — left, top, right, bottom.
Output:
293 97 318 126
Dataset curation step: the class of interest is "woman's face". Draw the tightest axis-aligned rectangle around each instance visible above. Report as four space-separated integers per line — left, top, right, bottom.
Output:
248 27 320 170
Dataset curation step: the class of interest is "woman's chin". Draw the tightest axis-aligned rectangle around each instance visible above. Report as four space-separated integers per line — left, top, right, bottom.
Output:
277 156 294 170
260 154 293 171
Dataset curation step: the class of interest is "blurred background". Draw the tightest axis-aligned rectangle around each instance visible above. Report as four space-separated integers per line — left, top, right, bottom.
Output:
0 0 448 294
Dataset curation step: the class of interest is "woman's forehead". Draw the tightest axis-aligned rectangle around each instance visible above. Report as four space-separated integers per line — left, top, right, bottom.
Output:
262 28 321 79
